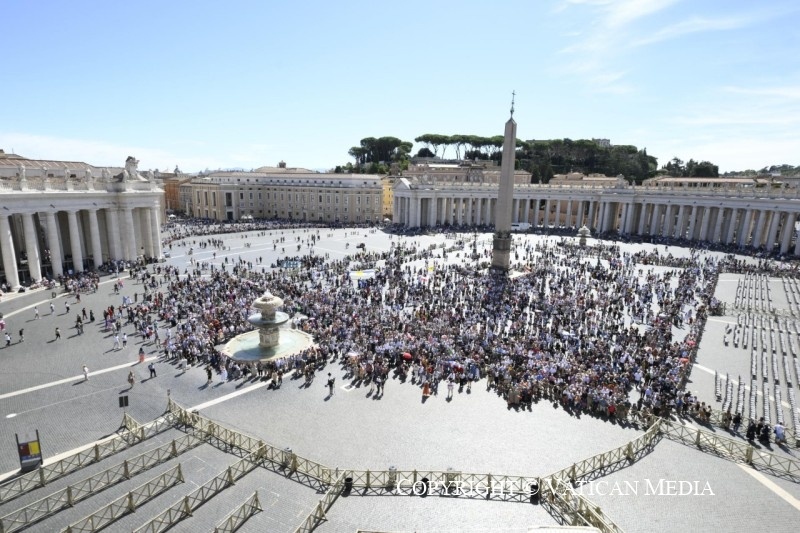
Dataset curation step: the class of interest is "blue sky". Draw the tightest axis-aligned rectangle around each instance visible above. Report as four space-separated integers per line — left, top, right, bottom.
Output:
1 0 798 173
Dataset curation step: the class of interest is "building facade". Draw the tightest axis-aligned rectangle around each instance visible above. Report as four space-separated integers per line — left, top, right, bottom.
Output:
0 152 164 288
394 173 800 255
188 165 383 223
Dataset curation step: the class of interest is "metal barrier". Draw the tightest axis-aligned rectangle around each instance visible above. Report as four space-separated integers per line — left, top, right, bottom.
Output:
132 448 264 533
213 491 262 533
658 419 800 481
539 478 624 533
61 465 184 533
547 421 662 485
0 412 175 504
0 434 202 533
294 472 348 533
167 400 333 486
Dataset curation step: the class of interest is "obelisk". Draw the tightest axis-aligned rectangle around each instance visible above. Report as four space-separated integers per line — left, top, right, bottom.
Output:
491 92 517 271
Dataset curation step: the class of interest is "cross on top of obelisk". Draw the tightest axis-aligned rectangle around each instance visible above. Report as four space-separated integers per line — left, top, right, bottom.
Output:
510 90 515 118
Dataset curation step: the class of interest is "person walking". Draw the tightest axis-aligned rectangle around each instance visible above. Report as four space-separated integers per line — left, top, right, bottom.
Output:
55 327 61 340
49 302 55 315
34 306 39 320
18 329 23 343
4 332 11 347
65 301 70 313
127 370 135 388
326 373 335 396
122 333 128 348
148 362 157 378
113 334 120 350
82 365 89 381
206 366 213 386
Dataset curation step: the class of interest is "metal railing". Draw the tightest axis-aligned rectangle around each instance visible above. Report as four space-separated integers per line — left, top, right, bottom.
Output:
547 421 662 485
0 434 202 533
61 465 184 533
213 491 262 533
168 400 333 486
132 449 263 533
0 412 175 504
539 478 625 533
658 419 800 481
294 473 347 533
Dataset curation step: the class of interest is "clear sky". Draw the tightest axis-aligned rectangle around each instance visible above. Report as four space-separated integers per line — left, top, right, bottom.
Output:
1 0 798 173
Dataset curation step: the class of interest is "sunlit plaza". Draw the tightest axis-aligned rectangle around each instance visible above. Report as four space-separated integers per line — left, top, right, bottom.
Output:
0 224 798 532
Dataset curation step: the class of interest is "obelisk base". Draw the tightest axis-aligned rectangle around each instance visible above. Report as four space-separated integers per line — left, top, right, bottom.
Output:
491 232 512 271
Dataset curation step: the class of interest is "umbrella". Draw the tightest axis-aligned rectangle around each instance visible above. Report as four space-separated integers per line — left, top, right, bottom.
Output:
402 352 412 360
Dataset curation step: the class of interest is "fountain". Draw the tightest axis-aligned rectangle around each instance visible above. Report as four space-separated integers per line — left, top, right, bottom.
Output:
217 290 313 362
249 291 290 348
577 225 591 247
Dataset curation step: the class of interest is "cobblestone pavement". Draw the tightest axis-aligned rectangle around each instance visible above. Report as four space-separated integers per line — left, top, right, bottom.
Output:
0 227 797 532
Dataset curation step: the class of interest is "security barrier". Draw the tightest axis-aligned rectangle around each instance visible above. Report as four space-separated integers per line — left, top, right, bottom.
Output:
213 491 262 533
547 421 662 485
167 400 333 487
0 412 175 504
132 448 263 533
294 473 348 533
0 434 202 533
61 465 184 533
658 419 800 481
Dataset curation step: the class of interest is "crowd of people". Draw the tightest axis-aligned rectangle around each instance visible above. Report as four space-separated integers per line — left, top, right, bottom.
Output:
7 217 798 443
89 222 736 428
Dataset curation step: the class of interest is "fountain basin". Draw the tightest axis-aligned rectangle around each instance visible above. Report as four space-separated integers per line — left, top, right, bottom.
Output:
217 327 314 362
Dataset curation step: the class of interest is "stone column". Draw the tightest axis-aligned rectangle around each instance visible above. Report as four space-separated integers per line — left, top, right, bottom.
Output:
725 208 739 244
43 211 63 277
622 203 632 234
565 200 573 228
795 227 800 256
637 202 648 235
106 209 122 260
661 205 673 238
712 207 725 243
150 208 163 259
765 211 782 251
67 210 84 273
543 200 551 227
87 209 103 268
122 207 138 260
512 199 519 223
576 201 585 228
553 200 561 228
752 210 768 249
522 199 529 224
780 213 796 254
0 215 20 288
22 213 42 281
699 206 712 242
673 205 685 239
685 206 698 241
587 201 596 230
141 208 154 257
738 208 753 247
649 204 661 235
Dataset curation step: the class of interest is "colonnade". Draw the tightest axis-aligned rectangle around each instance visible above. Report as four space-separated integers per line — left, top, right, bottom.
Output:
0 205 162 288
393 190 800 256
